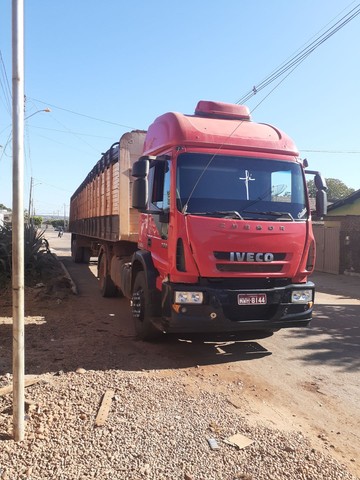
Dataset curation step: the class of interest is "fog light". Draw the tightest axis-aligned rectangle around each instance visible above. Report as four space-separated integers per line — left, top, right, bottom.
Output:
291 290 313 303
174 291 204 304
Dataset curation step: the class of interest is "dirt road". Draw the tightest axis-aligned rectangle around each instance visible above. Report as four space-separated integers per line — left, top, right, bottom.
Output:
44 230 360 476
1 230 358 478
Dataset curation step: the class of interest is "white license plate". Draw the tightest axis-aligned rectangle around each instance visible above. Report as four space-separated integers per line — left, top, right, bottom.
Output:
237 293 267 305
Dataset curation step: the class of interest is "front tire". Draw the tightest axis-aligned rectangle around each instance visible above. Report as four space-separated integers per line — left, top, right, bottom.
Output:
132 271 161 341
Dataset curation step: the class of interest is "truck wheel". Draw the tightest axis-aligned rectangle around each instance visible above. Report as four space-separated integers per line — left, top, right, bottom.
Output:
98 253 117 297
71 239 84 263
82 247 91 264
132 272 161 341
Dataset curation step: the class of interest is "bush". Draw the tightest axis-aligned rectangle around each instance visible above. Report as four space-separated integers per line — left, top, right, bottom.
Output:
0 224 50 287
0 224 12 286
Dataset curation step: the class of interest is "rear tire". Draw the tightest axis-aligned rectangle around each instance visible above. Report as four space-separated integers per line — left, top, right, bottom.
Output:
98 253 117 297
71 238 84 263
82 247 91 264
132 271 161 341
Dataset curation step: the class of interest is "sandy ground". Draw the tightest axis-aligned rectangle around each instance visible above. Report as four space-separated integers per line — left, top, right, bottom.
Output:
1 229 359 478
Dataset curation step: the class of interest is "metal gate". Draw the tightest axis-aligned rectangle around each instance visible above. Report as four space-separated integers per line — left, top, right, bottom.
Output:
313 224 340 274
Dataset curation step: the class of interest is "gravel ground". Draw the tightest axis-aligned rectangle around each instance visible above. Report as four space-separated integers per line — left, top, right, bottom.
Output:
0 369 357 480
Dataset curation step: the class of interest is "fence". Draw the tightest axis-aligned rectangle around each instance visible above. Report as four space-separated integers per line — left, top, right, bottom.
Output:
313 219 360 275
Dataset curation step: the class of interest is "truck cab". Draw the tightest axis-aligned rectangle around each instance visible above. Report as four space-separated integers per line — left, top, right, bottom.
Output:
69 100 326 340
130 101 327 338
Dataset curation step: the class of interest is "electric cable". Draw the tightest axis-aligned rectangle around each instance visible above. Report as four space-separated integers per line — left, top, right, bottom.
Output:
0 132 12 162
236 3 360 105
0 50 12 115
29 97 137 130
26 124 114 140
184 4 360 210
25 97 101 154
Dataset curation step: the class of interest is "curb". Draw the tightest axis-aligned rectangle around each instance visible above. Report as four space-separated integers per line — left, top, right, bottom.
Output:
50 249 78 295
59 261 78 295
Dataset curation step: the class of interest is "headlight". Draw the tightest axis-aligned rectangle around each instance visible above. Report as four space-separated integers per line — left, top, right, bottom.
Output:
174 291 204 304
291 289 313 303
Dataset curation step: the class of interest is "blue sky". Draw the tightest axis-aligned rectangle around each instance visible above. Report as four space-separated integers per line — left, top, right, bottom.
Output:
0 1 359 215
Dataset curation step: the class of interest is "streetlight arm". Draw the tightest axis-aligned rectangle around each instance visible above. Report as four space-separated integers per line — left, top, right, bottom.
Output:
24 108 51 120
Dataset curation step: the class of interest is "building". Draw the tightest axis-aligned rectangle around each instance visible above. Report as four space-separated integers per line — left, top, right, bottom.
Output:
0 210 12 226
313 189 360 274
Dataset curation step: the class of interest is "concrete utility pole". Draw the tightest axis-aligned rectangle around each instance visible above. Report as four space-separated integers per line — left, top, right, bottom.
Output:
12 0 25 441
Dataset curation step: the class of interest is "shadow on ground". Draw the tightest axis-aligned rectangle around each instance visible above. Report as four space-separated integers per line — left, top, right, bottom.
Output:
0 256 272 375
282 302 360 372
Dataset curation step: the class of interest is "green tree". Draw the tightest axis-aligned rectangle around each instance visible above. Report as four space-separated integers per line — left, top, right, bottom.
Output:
32 216 43 227
307 178 355 202
0 204 11 211
51 219 65 228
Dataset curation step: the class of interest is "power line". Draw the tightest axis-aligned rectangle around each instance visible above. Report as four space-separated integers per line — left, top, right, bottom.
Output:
301 149 360 154
27 131 101 156
43 110 101 153
26 124 114 140
0 132 12 162
24 97 102 154
31 178 72 193
236 3 360 105
0 50 12 115
29 97 137 130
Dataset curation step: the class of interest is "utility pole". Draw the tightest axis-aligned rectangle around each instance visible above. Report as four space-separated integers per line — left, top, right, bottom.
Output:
12 0 25 441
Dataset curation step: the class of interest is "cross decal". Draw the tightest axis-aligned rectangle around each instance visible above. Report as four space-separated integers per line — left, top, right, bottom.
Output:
239 170 255 200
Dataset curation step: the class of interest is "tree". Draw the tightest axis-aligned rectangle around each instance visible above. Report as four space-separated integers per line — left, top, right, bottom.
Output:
32 216 43 227
0 203 11 211
51 219 65 228
307 178 355 202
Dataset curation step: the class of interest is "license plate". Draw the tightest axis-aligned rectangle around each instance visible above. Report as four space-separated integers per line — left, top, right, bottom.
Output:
237 293 267 305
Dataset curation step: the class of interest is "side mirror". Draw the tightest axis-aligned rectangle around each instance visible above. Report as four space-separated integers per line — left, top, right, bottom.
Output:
132 158 149 178
132 178 148 211
314 173 327 192
314 173 327 217
305 170 328 217
316 190 327 217
132 157 150 211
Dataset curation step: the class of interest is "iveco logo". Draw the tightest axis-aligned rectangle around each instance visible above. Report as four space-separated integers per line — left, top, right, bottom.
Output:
229 252 274 262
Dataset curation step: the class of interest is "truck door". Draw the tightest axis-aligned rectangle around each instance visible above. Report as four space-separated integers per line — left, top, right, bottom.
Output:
146 159 171 277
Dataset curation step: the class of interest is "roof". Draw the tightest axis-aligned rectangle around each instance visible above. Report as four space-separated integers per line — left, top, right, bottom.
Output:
143 101 299 158
327 189 360 212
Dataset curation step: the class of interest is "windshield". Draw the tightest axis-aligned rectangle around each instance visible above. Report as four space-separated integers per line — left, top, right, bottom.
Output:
176 153 307 220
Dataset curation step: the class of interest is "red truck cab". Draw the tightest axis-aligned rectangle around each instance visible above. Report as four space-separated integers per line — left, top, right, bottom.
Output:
130 100 327 338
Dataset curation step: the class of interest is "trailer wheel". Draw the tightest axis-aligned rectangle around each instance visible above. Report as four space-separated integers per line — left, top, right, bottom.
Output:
82 247 91 264
132 271 160 341
71 238 84 263
98 253 117 297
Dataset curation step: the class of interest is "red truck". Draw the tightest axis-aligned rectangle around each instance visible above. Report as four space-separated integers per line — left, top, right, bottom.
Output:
69 100 327 339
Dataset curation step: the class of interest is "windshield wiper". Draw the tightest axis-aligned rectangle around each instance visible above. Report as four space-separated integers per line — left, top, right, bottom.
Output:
187 210 244 220
242 210 294 221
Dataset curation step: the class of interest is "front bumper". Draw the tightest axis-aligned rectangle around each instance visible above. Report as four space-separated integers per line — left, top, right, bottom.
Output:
158 281 314 333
